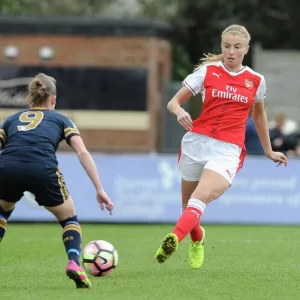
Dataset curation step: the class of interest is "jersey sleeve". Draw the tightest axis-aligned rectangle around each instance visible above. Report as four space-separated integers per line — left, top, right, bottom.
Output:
255 76 267 103
0 122 7 148
182 66 207 96
62 117 80 144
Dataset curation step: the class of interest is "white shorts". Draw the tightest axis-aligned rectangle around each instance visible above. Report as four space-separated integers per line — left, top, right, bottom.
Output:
178 132 245 184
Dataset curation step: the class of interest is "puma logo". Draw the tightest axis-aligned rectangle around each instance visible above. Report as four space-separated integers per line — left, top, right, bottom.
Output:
212 72 222 79
190 210 201 219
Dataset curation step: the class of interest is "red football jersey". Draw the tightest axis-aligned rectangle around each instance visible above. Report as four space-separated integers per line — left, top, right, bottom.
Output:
183 61 266 150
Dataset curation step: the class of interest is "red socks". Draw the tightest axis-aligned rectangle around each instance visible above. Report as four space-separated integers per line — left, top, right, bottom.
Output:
173 207 202 243
173 199 206 243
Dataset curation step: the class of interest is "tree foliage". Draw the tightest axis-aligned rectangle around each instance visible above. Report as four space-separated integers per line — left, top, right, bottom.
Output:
0 0 299 79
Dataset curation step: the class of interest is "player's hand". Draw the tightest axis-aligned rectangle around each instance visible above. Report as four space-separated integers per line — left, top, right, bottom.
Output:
176 108 193 131
96 188 114 215
267 151 288 167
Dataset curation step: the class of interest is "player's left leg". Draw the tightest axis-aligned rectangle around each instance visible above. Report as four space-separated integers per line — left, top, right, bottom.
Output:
0 163 24 244
0 200 16 244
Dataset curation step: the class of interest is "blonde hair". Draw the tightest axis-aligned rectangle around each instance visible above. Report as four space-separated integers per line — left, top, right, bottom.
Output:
27 73 56 107
194 24 251 71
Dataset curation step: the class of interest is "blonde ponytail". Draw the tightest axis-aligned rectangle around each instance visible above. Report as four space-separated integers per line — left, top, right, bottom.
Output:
194 53 223 72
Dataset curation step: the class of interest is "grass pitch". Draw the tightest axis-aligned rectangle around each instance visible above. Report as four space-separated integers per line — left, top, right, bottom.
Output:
0 224 299 300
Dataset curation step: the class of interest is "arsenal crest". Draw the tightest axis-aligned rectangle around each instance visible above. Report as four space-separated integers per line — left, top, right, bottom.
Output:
244 78 253 89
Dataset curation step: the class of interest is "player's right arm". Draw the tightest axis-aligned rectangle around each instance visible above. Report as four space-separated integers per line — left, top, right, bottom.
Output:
167 87 194 131
167 66 206 131
61 115 114 214
69 135 114 214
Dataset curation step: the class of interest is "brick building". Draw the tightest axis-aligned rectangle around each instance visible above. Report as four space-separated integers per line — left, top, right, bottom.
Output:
0 17 172 152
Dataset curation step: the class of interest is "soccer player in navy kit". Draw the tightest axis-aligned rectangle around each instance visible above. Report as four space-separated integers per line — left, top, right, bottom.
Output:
0 73 113 289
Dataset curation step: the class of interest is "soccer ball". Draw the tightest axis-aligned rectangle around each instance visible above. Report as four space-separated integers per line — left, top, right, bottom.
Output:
82 240 118 277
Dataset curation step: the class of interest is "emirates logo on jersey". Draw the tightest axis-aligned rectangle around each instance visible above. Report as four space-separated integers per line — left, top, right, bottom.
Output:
244 78 254 89
212 88 248 103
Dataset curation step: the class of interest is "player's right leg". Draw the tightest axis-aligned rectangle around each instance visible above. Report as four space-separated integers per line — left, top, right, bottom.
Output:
181 180 206 269
30 166 91 288
178 168 230 254
155 150 203 264
45 196 91 289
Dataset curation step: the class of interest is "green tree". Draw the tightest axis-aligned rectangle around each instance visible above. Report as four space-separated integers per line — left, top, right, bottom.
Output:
0 0 111 16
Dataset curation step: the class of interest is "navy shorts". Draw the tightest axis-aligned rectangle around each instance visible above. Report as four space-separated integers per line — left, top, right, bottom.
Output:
0 161 69 207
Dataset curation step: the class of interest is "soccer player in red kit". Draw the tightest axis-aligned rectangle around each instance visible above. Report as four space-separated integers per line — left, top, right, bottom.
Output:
155 24 288 269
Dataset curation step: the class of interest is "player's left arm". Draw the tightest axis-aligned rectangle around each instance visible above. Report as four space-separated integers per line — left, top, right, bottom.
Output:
252 76 287 167
0 122 8 150
252 102 272 153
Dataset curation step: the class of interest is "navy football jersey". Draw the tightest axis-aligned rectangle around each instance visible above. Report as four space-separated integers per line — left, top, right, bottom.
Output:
0 108 80 167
